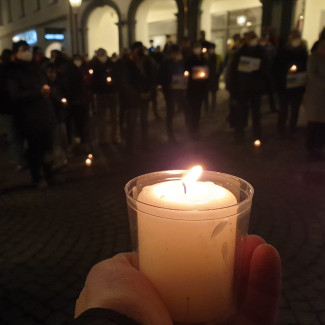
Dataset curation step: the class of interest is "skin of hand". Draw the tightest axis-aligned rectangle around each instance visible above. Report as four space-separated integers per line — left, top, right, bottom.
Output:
41 84 51 98
75 235 281 325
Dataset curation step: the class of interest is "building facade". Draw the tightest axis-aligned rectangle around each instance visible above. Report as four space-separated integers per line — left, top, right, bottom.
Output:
0 0 323 58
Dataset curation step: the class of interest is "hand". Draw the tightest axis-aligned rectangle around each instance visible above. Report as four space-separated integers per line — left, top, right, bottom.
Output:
75 253 173 325
75 235 281 325
140 92 150 100
41 84 51 98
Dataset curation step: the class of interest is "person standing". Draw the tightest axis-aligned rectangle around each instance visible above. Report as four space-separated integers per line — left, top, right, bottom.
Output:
120 42 155 151
185 42 209 139
7 41 57 187
90 48 119 146
230 31 268 141
0 49 24 169
203 43 223 115
304 40 325 160
158 45 188 142
274 30 308 138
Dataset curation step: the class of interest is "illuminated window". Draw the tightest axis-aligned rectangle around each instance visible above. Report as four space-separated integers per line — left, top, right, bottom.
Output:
12 30 38 45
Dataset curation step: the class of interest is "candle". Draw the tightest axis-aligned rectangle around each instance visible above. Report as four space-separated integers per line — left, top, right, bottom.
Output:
85 158 92 166
61 98 67 104
106 76 112 83
184 70 189 77
202 47 207 54
254 139 261 147
192 66 209 80
135 167 239 323
289 65 297 73
89 69 94 75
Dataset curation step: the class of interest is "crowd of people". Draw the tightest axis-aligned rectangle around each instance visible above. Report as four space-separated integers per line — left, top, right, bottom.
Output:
0 28 324 187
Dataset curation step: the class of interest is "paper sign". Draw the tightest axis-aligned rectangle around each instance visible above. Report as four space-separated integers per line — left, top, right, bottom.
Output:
286 72 307 89
192 66 209 80
237 56 261 73
171 75 188 90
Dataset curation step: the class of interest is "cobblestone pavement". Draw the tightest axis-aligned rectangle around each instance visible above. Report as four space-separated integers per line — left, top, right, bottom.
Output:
0 89 324 325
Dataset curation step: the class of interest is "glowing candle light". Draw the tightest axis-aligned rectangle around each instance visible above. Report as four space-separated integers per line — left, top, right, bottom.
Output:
135 166 238 323
202 47 207 53
290 65 297 72
184 70 189 77
106 76 112 83
254 139 261 147
61 98 67 104
89 69 94 75
85 158 92 166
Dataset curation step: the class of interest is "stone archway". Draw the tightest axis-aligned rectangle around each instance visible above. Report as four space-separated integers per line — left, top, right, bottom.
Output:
127 0 185 46
81 0 122 56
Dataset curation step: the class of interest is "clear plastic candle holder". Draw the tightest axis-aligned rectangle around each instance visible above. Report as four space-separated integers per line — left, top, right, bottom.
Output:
125 170 254 325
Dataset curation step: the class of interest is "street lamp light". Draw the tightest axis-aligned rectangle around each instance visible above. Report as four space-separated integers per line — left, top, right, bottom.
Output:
69 0 82 54
69 0 82 8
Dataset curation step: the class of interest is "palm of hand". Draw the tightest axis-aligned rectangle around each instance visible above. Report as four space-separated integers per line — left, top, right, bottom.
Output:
75 235 281 325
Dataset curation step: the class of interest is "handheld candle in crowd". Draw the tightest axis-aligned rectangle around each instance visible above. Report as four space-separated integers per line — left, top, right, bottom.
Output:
192 66 209 80
200 71 206 78
85 158 92 167
290 65 297 72
184 70 189 77
61 98 67 104
106 76 112 83
88 154 93 159
202 47 207 54
42 84 50 92
89 69 94 75
254 139 262 147
126 167 254 324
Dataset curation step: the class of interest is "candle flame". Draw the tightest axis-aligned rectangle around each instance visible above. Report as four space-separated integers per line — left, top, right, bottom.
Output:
107 77 112 83
85 158 92 166
89 69 94 75
290 65 297 72
61 98 67 104
254 139 261 147
200 72 206 78
182 166 202 187
88 153 93 159
202 47 207 53
184 70 189 77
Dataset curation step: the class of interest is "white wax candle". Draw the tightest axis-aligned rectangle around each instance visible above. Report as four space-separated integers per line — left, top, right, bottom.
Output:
137 175 238 324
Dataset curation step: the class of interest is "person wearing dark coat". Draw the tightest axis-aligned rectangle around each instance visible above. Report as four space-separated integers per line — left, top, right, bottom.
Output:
185 42 209 139
203 43 223 115
228 31 268 140
90 48 119 146
119 42 155 150
0 49 24 167
7 41 57 186
158 44 188 142
274 29 308 138
311 27 325 53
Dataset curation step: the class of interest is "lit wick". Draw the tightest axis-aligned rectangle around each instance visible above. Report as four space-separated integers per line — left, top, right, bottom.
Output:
182 166 202 194
290 65 297 73
182 182 187 194
89 69 94 75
